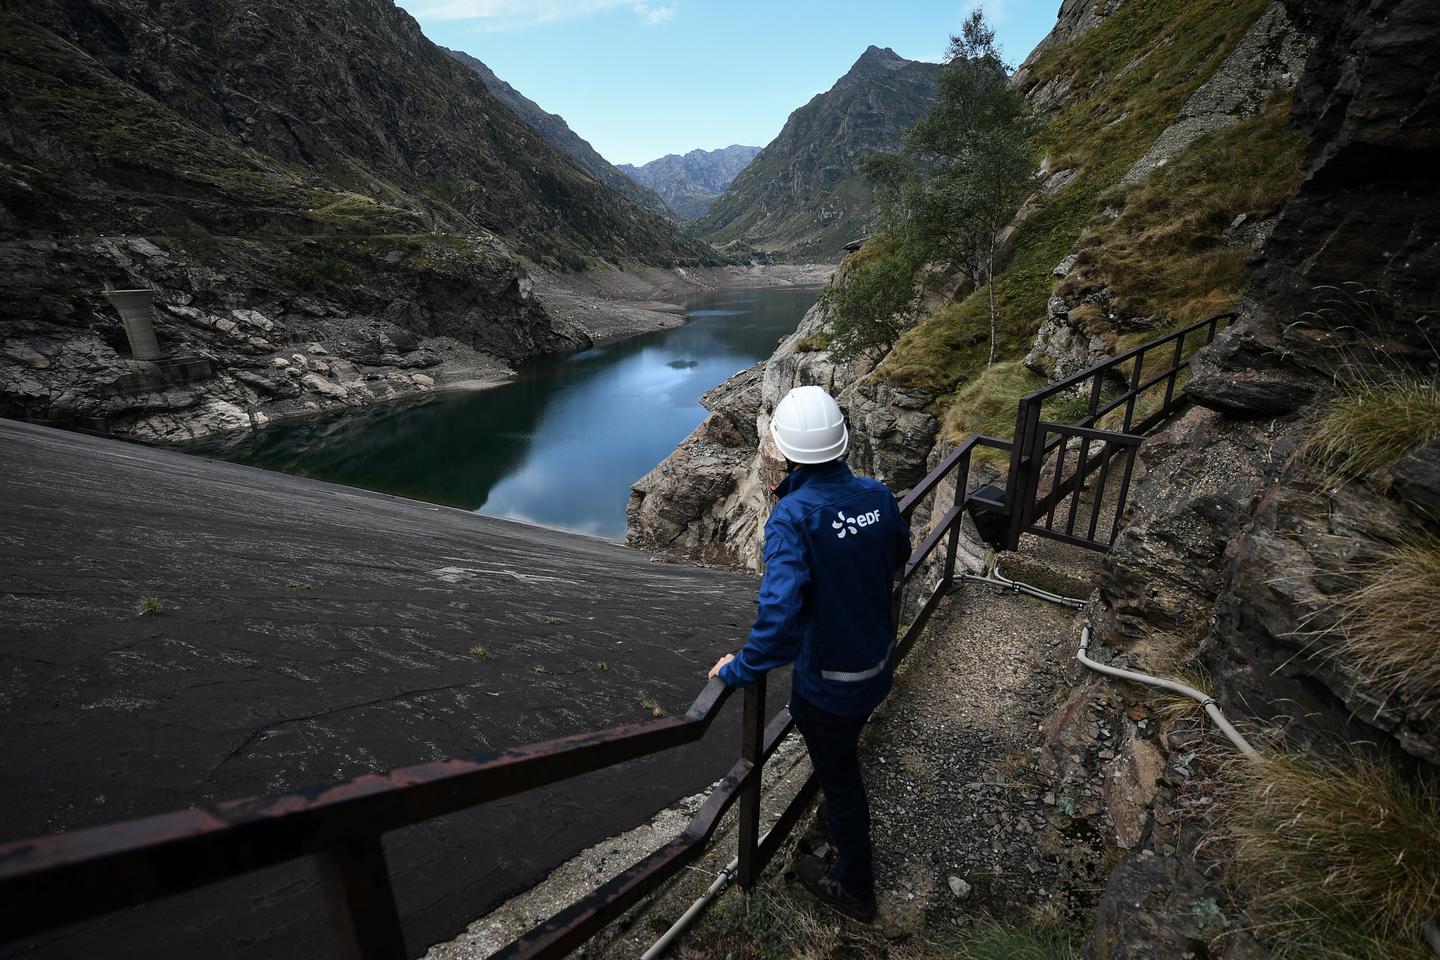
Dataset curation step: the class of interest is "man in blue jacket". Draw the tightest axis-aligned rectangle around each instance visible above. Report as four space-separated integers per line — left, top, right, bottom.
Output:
709 385 910 924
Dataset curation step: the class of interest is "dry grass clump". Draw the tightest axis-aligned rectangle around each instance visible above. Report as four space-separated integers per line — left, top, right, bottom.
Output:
1330 530 1440 712
793 332 832 353
1226 751 1440 958
1148 665 1214 724
1304 375 1440 480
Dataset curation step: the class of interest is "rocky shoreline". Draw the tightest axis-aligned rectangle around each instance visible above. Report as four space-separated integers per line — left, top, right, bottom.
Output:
0 239 831 444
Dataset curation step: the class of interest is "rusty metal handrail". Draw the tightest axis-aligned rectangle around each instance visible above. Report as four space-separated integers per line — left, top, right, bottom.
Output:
0 680 734 949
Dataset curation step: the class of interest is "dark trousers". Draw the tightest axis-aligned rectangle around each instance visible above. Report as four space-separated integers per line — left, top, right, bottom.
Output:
790 692 874 898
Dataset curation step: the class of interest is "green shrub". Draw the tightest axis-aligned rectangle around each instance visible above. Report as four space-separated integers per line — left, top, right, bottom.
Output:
818 235 924 361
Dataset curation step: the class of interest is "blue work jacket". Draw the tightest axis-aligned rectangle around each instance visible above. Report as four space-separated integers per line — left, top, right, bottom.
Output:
719 459 911 716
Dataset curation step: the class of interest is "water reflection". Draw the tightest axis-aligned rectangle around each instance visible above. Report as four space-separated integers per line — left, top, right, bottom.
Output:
190 285 820 540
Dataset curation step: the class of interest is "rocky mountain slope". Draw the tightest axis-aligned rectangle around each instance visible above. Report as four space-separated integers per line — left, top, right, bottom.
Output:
0 0 724 440
619 145 760 220
442 46 673 220
693 47 941 261
633 0 1439 953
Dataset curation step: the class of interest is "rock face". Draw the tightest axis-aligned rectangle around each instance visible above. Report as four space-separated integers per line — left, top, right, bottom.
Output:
442 47 673 221
1080 2 1440 951
619 146 762 221
1097 408 1293 647
1015 0 1125 84
1120 2 1311 186
627 300 939 569
1188 0 1440 414
694 47 941 261
1098 0 1440 765
1022 1 1311 382
0 233 562 440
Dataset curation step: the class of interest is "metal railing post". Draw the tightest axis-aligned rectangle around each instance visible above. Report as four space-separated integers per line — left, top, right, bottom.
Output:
1004 398 1040 550
736 678 767 890
1162 329 1187 413
315 836 407 960
1122 349 1146 432
941 446 969 584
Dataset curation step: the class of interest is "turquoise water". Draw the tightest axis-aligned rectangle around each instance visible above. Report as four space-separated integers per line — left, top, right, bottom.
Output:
191 285 820 539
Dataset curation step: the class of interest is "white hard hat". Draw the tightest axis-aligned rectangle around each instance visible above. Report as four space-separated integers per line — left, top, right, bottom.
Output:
770 385 849 464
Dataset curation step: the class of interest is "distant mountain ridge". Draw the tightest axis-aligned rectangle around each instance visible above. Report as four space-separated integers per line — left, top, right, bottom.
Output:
695 46 941 261
620 145 761 220
442 47 673 220
0 0 711 264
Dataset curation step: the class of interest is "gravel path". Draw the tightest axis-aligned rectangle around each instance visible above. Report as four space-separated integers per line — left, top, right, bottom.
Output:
862 578 1098 935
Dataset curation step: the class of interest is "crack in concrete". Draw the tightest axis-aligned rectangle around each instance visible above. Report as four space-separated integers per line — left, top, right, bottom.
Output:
201 679 486 784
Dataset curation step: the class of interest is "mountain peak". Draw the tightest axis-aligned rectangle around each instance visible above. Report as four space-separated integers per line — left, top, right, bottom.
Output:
621 145 761 220
696 48 941 259
847 45 905 77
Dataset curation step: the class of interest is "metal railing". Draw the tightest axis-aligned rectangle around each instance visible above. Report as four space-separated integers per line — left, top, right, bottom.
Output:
0 313 1233 958
1002 312 1235 551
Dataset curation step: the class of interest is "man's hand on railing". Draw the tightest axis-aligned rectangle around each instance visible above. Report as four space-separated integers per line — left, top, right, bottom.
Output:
708 653 735 680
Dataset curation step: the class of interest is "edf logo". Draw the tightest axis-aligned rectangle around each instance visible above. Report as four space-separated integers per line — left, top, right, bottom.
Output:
832 509 882 539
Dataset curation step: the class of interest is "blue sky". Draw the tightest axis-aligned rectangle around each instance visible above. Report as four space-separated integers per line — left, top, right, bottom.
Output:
395 0 1060 166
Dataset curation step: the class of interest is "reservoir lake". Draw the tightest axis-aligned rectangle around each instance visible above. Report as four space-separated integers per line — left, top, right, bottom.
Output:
191 284 821 539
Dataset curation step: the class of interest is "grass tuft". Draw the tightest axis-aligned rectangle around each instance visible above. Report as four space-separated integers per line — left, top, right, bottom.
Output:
1329 530 1440 711
136 596 162 617
794 332 832 353
468 645 488 658
1225 751 1440 958
940 360 1044 463
1304 375 1440 480
689 887 1079 960
1148 664 1213 724
951 919 1080 960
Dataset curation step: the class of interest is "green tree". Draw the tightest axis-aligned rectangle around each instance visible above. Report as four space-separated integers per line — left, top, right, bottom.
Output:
827 8 1036 366
817 232 924 361
912 10 1037 364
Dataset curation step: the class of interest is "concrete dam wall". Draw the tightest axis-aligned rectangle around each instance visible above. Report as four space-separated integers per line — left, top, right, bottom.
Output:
0 420 765 958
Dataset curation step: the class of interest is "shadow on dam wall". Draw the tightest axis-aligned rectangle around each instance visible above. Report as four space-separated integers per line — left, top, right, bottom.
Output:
0 419 783 959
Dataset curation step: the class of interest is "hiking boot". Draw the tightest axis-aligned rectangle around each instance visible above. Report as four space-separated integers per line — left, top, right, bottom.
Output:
798 855 876 924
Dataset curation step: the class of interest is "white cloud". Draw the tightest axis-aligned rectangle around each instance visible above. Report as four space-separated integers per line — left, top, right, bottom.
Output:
633 2 676 24
402 0 676 29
